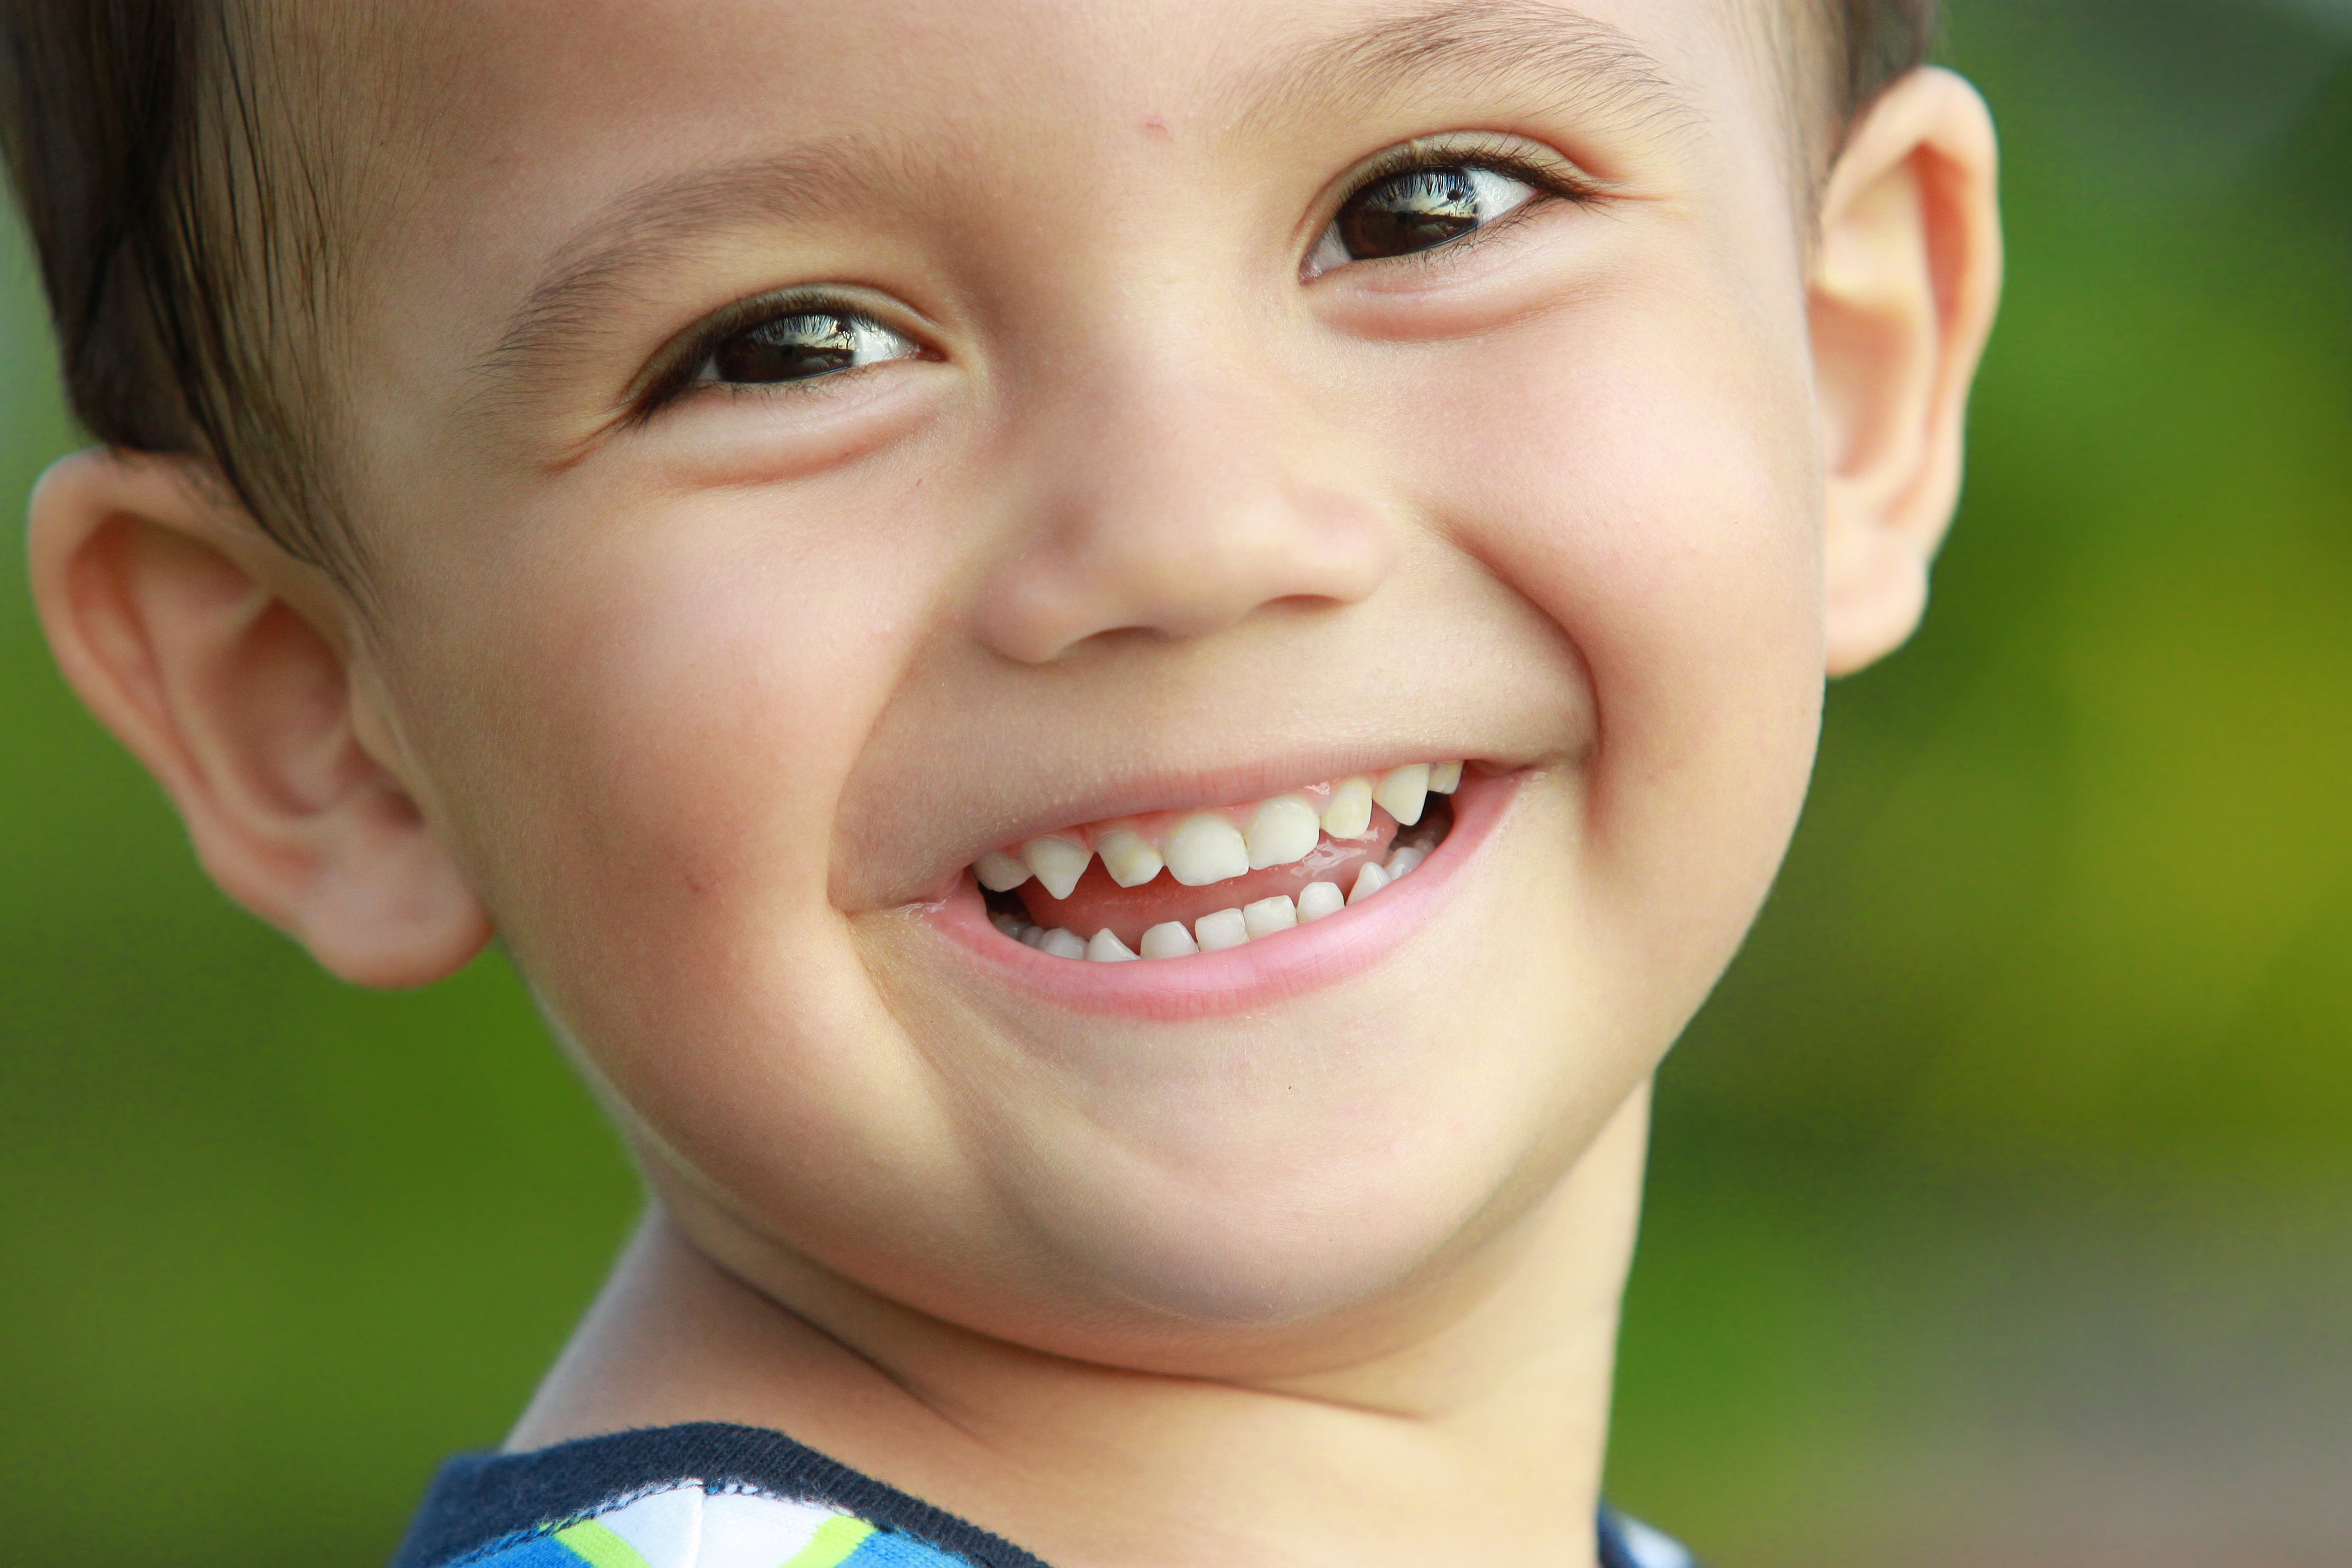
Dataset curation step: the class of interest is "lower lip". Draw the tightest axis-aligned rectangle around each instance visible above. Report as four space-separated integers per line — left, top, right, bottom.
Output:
920 771 1522 1020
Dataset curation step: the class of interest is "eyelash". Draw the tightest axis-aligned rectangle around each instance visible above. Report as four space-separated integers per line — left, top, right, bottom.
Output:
635 138 1596 416
1319 136 1597 238
633 289 908 418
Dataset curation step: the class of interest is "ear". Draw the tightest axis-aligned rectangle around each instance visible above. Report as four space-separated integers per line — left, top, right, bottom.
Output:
1811 66 2003 677
27 448 492 987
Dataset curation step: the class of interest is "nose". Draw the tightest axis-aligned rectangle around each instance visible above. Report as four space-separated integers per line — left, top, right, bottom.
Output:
971 360 1399 666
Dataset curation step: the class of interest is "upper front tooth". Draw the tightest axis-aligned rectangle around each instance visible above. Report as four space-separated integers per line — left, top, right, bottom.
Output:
1164 815 1251 886
1322 776 1374 840
1374 764 1430 827
1245 795 1322 869
1428 760 1463 794
1023 836 1092 900
1096 829 1165 889
975 850 1033 892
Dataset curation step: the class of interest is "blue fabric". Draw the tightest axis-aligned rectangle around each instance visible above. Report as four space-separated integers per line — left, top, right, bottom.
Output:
461 1537 585 1568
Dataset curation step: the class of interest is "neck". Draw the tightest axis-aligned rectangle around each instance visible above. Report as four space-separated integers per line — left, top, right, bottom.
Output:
512 1084 1650 1568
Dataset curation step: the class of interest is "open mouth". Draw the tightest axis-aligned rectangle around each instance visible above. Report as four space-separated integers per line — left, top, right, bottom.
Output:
973 762 1464 962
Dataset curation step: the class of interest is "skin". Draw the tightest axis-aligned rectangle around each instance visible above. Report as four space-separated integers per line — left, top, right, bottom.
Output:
25 2 2001 1564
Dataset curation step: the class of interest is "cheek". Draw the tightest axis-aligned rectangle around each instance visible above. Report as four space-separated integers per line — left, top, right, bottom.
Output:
1396 293 1827 998
405 480 945 1051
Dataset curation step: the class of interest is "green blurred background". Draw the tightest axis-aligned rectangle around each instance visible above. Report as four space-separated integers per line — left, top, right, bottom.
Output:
2 2 2346 1563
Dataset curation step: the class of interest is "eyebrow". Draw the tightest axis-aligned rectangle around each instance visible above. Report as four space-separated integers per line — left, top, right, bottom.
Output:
1249 0 1696 146
471 136 907 401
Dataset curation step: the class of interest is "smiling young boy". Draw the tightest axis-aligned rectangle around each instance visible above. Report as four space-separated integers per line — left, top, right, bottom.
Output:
5 0 1997 1563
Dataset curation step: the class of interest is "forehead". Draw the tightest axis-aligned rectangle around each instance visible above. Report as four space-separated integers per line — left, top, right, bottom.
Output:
370 0 1770 249
333 0 1790 446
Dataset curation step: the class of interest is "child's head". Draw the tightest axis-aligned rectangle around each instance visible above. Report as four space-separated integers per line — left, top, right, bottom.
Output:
10 0 1996 1367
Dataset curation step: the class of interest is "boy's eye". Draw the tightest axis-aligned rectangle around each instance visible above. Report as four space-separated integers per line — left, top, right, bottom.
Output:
693 310 920 387
1309 165 1539 275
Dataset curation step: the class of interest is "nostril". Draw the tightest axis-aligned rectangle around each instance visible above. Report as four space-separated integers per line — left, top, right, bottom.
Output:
969 456 1397 664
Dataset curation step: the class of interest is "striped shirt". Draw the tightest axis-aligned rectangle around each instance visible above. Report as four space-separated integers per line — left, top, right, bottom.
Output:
394 1422 1700 1568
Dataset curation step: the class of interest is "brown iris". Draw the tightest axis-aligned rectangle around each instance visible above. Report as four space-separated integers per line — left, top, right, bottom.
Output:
1335 168 1487 261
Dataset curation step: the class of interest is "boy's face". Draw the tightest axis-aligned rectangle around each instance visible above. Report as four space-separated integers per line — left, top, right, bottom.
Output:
336 0 1832 1357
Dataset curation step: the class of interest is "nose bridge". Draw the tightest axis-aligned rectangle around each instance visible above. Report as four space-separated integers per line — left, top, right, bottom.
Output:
973 318 1398 665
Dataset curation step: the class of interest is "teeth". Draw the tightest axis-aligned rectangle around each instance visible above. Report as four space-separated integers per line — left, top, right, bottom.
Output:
1373 764 1430 828
976 850 1033 892
1086 929 1139 963
1245 795 1322 870
1140 921 1200 959
983 762 1459 961
1194 907 1250 951
1322 776 1374 840
1164 815 1251 886
1023 836 1092 900
1242 895 1298 939
1096 829 1164 889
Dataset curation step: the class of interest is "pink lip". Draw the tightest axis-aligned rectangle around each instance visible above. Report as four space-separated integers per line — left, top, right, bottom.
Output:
920 769 1521 1020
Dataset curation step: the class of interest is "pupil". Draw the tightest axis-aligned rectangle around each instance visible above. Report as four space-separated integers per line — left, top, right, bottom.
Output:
1338 168 1482 260
714 312 861 383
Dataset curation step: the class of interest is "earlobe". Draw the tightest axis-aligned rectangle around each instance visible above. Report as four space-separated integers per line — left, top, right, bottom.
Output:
27 448 492 987
1811 67 2003 677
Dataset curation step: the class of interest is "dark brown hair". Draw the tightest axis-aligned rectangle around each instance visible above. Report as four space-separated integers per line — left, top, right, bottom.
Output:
1 0 1939 583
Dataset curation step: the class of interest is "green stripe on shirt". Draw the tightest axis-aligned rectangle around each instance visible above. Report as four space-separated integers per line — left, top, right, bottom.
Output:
553 1517 657 1568
781 1513 877 1568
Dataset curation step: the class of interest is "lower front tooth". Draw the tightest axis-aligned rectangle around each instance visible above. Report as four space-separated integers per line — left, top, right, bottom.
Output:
1297 881 1345 922
1038 927 1088 960
1242 895 1298 938
1085 929 1139 963
1386 846 1426 879
1096 829 1164 889
976 850 1033 891
1374 764 1431 827
1165 815 1251 886
1024 836 1092 900
1349 862 1389 904
1194 907 1250 951
1141 921 1200 959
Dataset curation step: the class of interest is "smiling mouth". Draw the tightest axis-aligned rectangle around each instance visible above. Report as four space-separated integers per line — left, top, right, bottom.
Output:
974 762 1463 962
